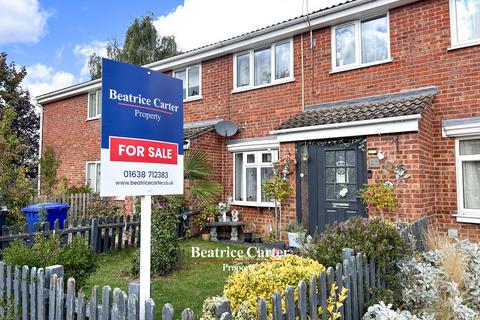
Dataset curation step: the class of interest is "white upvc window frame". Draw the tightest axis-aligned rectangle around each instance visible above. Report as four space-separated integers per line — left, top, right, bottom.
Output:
87 90 102 120
331 13 391 72
233 38 294 92
449 0 480 49
85 161 101 194
232 149 278 207
173 64 202 102
455 136 480 222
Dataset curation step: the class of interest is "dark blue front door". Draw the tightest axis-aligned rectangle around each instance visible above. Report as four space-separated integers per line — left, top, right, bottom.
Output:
301 140 367 234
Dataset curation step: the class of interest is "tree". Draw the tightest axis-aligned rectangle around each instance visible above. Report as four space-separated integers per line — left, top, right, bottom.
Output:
39 145 61 195
0 107 35 224
0 52 40 174
88 14 179 79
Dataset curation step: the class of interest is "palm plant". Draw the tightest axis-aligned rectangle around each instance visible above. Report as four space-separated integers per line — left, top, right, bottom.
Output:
167 148 221 209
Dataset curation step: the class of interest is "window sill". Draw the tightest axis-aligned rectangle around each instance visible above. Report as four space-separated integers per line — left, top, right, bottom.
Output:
447 40 480 51
86 116 101 122
230 201 274 208
184 96 202 103
232 77 295 94
453 213 480 224
330 58 393 74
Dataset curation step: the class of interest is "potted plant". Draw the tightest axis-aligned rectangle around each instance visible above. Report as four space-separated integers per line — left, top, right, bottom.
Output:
194 204 217 241
284 223 307 248
243 221 256 243
264 229 285 250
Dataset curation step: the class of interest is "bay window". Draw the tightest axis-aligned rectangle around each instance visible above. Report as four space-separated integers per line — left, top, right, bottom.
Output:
450 0 480 48
87 90 102 119
233 150 278 206
233 39 293 90
86 161 101 193
456 138 480 219
332 14 390 71
174 65 201 101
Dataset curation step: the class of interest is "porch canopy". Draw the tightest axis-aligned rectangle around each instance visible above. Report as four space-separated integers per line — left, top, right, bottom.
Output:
271 87 437 142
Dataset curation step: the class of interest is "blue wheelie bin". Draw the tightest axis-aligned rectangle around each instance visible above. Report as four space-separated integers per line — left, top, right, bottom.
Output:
21 203 70 232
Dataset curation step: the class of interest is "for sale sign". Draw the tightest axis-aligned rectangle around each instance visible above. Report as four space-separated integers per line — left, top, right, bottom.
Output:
100 59 184 197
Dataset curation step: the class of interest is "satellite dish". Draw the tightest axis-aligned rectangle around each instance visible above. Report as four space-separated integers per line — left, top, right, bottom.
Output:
215 120 239 138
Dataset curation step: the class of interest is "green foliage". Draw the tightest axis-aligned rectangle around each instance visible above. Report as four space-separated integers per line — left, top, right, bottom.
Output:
358 183 397 219
284 223 307 233
58 237 98 288
88 15 179 79
2 235 97 288
58 177 93 195
0 107 34 224
262 174 292 204
132 204 183 276
302 217 412 308
86 197 123 217
0 52 40 172
194 204 217 232
184 149 222 207
40 145 61 195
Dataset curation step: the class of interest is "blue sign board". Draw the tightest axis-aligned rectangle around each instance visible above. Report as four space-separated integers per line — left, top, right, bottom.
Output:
100 59 184 196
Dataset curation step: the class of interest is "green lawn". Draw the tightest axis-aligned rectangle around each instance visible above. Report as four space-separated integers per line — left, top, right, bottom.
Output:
83 238 246 318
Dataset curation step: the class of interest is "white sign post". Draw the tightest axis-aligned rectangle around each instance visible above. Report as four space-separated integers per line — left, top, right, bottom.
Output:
139 195 152 318
101 59 184 320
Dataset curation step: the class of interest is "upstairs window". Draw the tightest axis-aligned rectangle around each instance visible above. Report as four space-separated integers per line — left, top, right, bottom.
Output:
87 90 102 119
234 39 293 90
450 0 480 47
332 14 390 71
174 65 201 101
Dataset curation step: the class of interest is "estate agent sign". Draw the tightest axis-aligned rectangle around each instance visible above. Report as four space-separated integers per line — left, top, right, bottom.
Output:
100 58 184 197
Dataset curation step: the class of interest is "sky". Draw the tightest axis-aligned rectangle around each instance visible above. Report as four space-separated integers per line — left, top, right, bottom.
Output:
0 0 342 100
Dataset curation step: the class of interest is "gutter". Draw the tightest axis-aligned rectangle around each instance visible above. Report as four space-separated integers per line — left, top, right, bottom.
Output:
271 114 422 135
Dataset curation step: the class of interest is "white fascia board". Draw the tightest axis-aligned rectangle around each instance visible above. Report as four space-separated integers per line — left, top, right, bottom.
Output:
272 115 421 142
36 0 418 105
36 80 101 105
227 139 279 152
442 123 480 137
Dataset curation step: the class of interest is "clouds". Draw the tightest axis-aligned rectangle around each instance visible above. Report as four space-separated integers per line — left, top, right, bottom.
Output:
73 41 108 81
153 0 343 51
0 0 50 44
22 64 75 99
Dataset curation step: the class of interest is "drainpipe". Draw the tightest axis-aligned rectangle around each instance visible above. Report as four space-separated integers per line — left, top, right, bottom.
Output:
37 101 43 195
301 33 305 112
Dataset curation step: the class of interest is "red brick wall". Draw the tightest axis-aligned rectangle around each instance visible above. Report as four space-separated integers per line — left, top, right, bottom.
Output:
41 94 100 189
41 0 480 240
296 0 480 240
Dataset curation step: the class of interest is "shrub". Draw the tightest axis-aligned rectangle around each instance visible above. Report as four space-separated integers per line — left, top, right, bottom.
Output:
302 217 412 308
58 236 97 288
303 217 411 269
396 237 480 319
132 204 183 276
2 235 97 288
223 255 325 313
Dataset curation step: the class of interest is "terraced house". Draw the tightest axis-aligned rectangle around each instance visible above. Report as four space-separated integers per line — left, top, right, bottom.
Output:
37 0 480 240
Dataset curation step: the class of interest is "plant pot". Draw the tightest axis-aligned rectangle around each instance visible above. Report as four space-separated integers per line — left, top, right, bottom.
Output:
264 241 286 250
201 233 211 241
244 232 253 243
287 232 305 248
253 237 262 243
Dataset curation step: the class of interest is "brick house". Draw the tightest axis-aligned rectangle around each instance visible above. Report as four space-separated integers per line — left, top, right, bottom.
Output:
36 0 480 240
